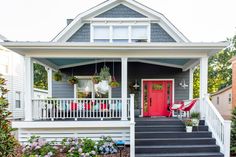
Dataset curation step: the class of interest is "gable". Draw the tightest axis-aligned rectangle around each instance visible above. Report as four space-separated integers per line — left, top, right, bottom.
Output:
95 4 147 18
53 0 189 42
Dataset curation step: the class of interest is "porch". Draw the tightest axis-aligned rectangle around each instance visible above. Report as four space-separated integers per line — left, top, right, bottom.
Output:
2 42 230 157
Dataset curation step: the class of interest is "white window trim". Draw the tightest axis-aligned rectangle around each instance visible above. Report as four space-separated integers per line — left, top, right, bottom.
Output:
91 22 150 43
74 76 112 99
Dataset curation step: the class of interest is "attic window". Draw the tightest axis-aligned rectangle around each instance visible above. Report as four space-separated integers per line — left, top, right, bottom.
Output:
94 26 110 42
92 25 149 43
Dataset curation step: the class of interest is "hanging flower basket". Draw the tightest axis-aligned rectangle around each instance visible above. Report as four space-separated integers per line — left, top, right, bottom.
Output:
100 66 111 81
53 71 62 82
92 75 101 84
109 77 120 88
68 76 79 85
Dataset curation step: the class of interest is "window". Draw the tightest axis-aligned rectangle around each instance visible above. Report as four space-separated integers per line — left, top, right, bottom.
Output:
92 25 149 43
76 77 111 98
217 96 219 105
229 94 232 104
93 26 110 42
15 92 21 109
131 26 148 43
112 26 129 43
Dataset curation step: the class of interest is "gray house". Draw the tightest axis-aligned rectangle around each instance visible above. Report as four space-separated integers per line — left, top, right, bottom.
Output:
1 0 230 156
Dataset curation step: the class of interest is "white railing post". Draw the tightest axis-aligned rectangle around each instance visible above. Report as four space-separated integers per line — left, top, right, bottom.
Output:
47 68 52 97
200 57 208 119
121 57 128 120
130 94 135 157
224 120 231 157
24 57 33 121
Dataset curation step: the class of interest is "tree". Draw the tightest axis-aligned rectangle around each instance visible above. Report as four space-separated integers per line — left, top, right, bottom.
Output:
0 74 18 156
34 63 48 90
193 35 236 98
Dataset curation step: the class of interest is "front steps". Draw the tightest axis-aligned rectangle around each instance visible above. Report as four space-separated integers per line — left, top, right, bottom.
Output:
135 118 224 157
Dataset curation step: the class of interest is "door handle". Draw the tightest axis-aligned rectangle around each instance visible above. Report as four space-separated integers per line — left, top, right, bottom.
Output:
150 98 152 106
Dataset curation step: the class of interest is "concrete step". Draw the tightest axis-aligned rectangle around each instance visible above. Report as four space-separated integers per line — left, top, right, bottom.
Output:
135 125 208 132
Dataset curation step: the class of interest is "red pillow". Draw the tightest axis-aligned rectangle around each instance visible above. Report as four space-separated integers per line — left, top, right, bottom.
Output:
84 103 91 110
70 102 78 110
100 103 107 110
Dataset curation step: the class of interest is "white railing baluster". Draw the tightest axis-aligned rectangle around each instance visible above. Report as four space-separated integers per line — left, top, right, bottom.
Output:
194 95 232 157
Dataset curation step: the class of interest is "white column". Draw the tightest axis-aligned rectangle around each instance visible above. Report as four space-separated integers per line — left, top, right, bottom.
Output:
130 94 135 157
199 57 208 119
189 68 194 100
47 68 52 97
121 57 128 120
24 57 33 121
224 120 231 157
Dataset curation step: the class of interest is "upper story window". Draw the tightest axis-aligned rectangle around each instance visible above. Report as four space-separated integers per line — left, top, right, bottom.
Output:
15 91 21 109
93 26 110 42
92 24 149 43
229 93 232 104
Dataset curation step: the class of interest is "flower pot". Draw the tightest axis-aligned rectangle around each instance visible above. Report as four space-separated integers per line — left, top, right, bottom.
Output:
192 118 199 126
186 126 193 133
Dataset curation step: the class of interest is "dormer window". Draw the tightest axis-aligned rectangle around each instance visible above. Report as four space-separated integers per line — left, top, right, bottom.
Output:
131 26 148 43
93 26 110 42
113 26 129 43
92 24 149 43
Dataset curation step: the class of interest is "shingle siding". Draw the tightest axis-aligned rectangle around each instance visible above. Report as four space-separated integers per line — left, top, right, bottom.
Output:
151 23 176 42
52 74 74 98
67 23 90 42
95 4 147 18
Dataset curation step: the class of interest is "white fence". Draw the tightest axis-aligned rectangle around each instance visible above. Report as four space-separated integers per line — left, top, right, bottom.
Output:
195 96 231 157
32 98 131 121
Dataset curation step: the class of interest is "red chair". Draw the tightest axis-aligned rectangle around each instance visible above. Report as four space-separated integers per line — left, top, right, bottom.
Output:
180 99 198 117
168 101 184 117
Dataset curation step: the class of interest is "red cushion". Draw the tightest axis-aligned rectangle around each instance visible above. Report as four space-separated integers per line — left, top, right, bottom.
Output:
70 102 78 110
84 103 91 110
100 103 107 110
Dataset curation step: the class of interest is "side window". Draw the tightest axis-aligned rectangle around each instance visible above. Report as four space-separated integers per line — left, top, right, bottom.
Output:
217 96 219 105
229 94 232 104
15 92 21 109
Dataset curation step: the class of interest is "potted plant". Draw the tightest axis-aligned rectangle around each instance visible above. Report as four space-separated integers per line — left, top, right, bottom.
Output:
185 119 193 133
92 76 101 84
68 76 79 85
191 112 200 126
109 77 120 88
99 66 111 81
53 71 62 81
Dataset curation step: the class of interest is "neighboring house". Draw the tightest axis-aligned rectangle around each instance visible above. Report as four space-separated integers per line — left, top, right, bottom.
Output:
211 85 232 120
1 0 231 156
230 56 236 109
0 36 49 119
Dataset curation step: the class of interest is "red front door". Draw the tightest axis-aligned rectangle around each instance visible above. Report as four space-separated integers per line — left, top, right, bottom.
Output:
143 80 173 117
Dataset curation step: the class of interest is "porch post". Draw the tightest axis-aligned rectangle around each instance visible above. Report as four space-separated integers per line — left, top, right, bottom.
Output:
47 68 52 97
24 57 33 121
121 57 128 121
199 57 208 119
189 67 194 100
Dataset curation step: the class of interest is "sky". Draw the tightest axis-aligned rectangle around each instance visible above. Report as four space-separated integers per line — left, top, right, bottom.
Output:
0 0 235 42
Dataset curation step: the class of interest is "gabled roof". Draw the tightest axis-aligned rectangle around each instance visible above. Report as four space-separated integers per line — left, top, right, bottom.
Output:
211 85 232 96
52 0 189 42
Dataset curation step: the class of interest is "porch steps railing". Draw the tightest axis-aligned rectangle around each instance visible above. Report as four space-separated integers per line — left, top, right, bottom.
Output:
32 98 131 121
195 96 231 157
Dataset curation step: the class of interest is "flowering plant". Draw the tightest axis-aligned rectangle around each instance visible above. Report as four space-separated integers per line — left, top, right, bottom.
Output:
60 137 97 157
97 136 118 155
22 136 58 157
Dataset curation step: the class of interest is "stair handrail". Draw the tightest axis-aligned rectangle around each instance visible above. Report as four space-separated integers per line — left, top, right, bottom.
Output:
203 95 231 157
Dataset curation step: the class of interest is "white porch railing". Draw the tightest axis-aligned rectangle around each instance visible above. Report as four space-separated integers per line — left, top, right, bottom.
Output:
195 96 231 157
32 98 131 121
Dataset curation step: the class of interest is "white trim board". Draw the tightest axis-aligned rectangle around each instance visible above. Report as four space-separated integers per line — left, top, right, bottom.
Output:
140 79 175 117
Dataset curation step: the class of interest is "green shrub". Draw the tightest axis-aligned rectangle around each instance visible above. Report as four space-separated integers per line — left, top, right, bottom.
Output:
191 112 200 119
0 74 18 157
231 107 236 154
